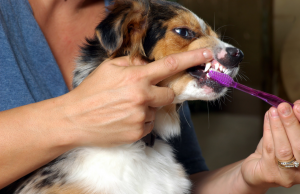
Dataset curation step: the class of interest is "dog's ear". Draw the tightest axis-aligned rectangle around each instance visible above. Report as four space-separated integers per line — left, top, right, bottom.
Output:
96 0 150 59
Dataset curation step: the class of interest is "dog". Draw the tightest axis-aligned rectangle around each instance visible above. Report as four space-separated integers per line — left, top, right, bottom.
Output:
10 0 244 193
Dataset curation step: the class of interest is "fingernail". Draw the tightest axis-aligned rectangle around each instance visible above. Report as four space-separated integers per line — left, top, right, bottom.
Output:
279 104 292 117
270 108 279 118
203 50 212 59
265 112 269 121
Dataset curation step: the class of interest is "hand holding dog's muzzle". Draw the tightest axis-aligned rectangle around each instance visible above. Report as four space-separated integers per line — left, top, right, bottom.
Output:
60 49 213 147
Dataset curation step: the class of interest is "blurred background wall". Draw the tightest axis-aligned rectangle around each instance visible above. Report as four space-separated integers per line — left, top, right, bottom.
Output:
171 0 300 193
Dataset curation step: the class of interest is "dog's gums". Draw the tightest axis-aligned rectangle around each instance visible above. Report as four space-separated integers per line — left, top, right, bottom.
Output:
186 59 231 92
187 59 228 78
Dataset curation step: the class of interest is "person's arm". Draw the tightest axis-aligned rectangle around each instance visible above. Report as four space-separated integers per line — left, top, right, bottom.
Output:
190 162 268 194
0 57 155 188
0 49 213 189
0 95 78 188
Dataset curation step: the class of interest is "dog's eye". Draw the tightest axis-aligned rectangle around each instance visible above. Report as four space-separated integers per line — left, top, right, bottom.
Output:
174 28 195 39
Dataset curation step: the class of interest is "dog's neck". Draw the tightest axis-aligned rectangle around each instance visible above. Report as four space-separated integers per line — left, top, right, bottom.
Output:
153 104 181 140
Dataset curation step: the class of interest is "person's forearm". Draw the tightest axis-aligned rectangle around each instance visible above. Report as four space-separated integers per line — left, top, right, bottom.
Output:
190 160 269 194
0 95 78 188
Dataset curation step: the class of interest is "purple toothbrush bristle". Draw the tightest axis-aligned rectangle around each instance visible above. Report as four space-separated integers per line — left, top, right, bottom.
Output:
208 71 233 87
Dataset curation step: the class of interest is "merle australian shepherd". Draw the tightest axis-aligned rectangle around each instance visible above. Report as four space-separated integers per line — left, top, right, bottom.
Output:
4 0 243 193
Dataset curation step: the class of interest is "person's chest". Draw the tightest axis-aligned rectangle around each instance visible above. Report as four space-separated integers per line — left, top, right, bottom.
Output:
37 2 106 90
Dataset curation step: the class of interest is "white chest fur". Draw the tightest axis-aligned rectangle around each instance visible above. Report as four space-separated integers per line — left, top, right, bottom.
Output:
46 140 191 194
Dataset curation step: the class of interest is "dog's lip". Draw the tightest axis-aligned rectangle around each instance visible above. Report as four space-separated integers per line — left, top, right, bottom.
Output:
186 59 230 80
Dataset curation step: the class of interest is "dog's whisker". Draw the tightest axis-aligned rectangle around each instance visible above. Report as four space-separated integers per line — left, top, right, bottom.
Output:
216 98 221 109
180 103 192 128
222 36 240 47
224 93 232 103
236 69 249 81
221 28 227 42
206 101 210 130
162 105 174 124
237 73 248 81
214 13 216 32
216 24 234 34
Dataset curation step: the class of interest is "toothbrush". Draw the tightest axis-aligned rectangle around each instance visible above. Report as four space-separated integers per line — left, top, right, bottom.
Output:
208 70 294 108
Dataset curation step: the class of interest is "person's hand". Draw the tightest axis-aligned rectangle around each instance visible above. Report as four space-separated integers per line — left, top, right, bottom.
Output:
241 100 300 190
58 49 213 147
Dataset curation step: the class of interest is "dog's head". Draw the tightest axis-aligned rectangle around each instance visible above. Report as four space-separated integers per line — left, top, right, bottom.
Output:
74 0 244 139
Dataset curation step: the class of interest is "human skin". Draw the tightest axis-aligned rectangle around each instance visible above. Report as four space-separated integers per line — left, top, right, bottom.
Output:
2 0 300 193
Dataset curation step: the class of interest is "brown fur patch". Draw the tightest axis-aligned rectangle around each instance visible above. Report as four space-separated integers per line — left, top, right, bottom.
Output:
96 0 149 60
43 184 91 194
118 1 149 59
152 9 220 96
150 14 219 60
149 9 215 58
160 104 178 123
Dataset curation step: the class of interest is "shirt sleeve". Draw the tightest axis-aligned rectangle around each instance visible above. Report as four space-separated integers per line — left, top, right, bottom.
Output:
169 102 209 175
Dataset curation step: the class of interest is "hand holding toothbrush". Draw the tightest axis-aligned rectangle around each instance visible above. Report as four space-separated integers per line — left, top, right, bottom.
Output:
240 101 300 190
207 70 300 190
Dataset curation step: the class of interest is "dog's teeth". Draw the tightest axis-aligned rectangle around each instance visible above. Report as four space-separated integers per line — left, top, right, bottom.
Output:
215 63 219 71
220 66 223 72
204 62 211 72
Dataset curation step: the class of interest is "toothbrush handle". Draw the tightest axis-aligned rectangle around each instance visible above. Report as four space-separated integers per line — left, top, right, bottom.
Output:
233 82 294 108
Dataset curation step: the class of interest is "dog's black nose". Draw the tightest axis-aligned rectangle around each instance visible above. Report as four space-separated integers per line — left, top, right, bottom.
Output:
225 48 244 67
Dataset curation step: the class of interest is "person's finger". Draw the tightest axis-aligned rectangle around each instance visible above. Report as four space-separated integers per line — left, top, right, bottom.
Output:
143 105 156 136
293 103 300 121
262 112 275 161
148 86 175 107
294 100 300 105
269 105 300 186
108 56 148 67
141 49 213 85
131 58 148 66
277 103 300 162
268 107 293 162
104 56 131 67
261 113 294 187
145 107 156 123
144 121 154 136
